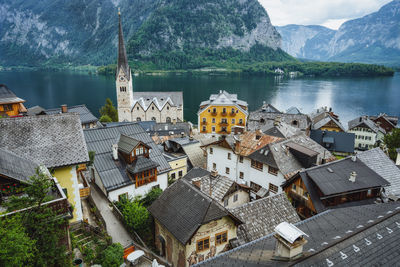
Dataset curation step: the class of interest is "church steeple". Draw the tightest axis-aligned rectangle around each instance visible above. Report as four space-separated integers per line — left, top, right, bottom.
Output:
117 9 130 81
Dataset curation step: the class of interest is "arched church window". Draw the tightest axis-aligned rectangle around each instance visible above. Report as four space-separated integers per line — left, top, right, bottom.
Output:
151 117 156 121
136 117 141 122
166 117 171 123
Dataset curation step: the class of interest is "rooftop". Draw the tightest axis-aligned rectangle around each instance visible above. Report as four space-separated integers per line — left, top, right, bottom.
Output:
0 114 89 168
198 90 248 113
83 122 171 191
348 116 386 134
310 130 355 154
0 148 40 183
132 91 183 110
195 202 400 267
229 193 300 245
44 104 99 124
148 179 241 245
0 84 25 104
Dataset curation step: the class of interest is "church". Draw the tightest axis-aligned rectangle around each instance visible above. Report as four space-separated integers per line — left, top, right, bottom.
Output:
115 12 184 123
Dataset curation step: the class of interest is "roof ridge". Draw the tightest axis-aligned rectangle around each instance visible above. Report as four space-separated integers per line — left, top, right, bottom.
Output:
230 192 286 211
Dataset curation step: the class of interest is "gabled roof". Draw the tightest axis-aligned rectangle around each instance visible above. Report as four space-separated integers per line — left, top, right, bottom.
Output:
0 114 89 168
148 179 242 245
182 167 211 181
286 106 302 115
261 103 280 113
118 134 142 154
229 193 300 245
358 148 400 198
247 146 278 168
195 202 400 267
44 104 98 124
305 157 389 197
127 156 159 175
133 92 183 110
84 122 171 191
263 122 301 138
0 148 40 183
0 84 25 104
348 117 385 134
312 115 346 132
310 130 355 153
198 90 248 115
166 137 206 168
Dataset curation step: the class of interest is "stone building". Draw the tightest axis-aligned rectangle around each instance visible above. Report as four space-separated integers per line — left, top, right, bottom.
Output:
115 12 183 123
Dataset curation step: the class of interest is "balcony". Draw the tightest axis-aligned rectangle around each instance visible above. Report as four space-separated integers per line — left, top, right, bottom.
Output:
219 121 229 126
237 122 245 126
229 111 236 117
221 111 228 116
211 111 218 116
78 168 91 199
219 129 229 134
135 175 157 188
201 121 208 125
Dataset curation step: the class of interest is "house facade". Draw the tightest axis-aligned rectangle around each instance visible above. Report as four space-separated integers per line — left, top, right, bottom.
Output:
84 123 170 202
348 117 385 150
0 84 27 117
149 179 242 267
310 107 345 132
115 13 183 123
198 90 248 135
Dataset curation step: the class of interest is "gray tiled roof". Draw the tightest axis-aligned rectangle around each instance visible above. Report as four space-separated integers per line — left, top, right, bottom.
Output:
229 193 300 245
167 137 206 168
306 157 389 197
0 148 40 183
195 202 400 267
127 156 159 174
0 84 25 104
133 91 183 110
286 106 302 115
45 104 98 124
199 175 235 203
148 179 240 245
310 130 355 153
84 123 171 191
199 90 248 109
348 117 385 134
182 167 211 181
0 114 89 168
358 148 400 198
117 134 140 154
27 105 46 116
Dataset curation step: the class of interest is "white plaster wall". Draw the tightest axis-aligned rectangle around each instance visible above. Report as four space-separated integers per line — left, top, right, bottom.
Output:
206 146 237 181
349 128 377 149
107 172 168 202
224 190 250 209
238 158 285 195
396 152 400 166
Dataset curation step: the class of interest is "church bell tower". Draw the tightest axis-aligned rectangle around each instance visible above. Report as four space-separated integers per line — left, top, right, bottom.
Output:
116 9 134 122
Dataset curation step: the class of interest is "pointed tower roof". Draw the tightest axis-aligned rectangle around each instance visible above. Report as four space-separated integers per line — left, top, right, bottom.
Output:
116 9 130 81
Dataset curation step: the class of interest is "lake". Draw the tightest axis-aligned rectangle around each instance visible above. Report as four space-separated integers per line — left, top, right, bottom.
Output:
1 71 399 128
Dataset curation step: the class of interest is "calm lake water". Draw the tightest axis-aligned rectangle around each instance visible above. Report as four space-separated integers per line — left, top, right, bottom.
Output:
1 71 399 127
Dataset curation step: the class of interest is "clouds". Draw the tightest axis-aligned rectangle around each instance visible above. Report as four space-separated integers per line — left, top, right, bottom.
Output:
259 0 392 29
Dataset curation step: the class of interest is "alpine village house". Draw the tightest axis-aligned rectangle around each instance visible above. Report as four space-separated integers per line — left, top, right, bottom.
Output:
115 12 183 123
198 90 248 135
0 84 27 117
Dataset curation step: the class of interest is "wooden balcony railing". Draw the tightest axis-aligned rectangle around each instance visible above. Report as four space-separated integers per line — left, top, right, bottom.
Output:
219 122 229 126
211 112 218 116
221 112 228 116
229 112 236 117
79 187 90 199
136 175 157 188
201 121 208 125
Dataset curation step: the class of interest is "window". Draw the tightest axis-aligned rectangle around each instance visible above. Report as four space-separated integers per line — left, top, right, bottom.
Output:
152 106 155 110
210 148 213 154
221 118 227 124
269 183 278 194
213 108 217 113
268 166 278 176
250 182 262 192
171 173 176 179
292 120 298 126
118 193 128 202
166 117 171 123
120 86 126 92
215 231 228 245
367 189 372 196
178 171 183 178
136 117 141 122
212 118 216 123
233 194 238 202
228 153 231 160
135 148 140 155
292 184 296 191
239 172 244 179
203 117 207 123
139 147 143 154
197 237 210 252
202 126 206 132
222 108 226 114
232 119 235 124
239 156 243 163
167 106 169 110
137 106 139 110
251 160 263 171
151 117 156 121
212 126 216 132
239 119 243 125
231 108 235 113
213 163 216 170
226 167 230 174
208 109 211 113
224 198 228 207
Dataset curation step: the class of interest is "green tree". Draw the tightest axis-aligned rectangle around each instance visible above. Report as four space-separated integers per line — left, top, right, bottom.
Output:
99 114 113 123
99 98 118 122
141 187 163 207
0 215 35 266
122 200 149 234
384 128 400 161
99 243 124 267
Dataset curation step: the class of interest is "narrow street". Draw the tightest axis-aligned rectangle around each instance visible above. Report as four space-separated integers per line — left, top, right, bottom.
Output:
90 183 133 247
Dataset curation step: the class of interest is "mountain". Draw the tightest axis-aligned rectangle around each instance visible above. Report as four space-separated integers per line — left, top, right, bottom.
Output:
277 0 400 66
0 0 291 67
276 25 335 60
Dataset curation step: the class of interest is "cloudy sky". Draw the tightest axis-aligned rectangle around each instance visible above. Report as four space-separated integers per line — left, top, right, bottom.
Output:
259 0 392 29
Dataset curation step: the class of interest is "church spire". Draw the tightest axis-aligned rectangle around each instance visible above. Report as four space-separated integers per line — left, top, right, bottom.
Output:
117 8 130 80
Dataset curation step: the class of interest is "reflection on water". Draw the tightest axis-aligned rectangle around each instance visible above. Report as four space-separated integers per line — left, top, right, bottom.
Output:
0 71 399 127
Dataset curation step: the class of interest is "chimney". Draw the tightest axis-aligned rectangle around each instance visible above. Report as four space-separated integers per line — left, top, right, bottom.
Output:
61 104 68 113
351 155 357 162
349 171 357 183
210 170 218 178
112 144 118 160
273 222 308 261
192 177 201 189
189 136 194 141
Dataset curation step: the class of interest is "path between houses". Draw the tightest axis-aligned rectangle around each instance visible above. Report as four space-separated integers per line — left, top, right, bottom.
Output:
90 183 133 247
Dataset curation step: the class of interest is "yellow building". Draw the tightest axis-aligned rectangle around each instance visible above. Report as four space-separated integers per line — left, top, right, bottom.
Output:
198 90 248 134
163 152 188 182
0 84 27 117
